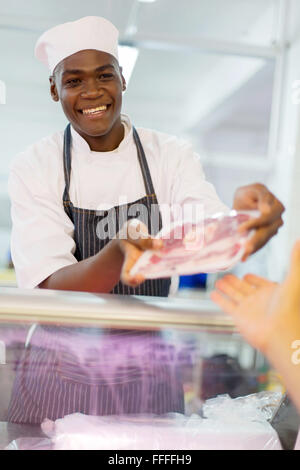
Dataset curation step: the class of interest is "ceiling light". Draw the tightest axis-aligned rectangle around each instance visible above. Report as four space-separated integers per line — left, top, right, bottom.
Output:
118 46 139 84
138 0 158 3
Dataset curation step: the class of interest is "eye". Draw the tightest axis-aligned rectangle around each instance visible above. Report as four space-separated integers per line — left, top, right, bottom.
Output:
98 73 114 80
65 78 81 87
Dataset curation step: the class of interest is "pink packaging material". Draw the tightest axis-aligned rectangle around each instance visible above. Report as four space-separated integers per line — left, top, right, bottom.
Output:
6 393 282 450
4 414 282 451
130 211 257 279
40 413 280 450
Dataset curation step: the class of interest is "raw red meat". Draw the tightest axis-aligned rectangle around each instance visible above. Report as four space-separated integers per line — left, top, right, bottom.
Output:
130 211 257 279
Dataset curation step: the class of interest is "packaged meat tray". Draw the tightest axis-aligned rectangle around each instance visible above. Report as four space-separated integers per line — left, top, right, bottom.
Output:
130 210 258 279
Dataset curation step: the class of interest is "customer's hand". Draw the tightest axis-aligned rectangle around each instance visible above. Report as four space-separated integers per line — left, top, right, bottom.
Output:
211 274 278 353
211 241 300 355
211 241 300 414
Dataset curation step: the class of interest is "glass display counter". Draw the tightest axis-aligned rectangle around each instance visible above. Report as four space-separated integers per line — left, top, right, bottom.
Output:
0 287 293 450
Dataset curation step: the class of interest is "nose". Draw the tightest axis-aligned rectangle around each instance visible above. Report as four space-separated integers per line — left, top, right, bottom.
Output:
80 78 103 98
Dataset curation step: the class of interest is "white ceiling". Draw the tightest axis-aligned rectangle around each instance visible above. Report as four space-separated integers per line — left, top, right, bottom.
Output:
0 0 278 150
0 0 278 39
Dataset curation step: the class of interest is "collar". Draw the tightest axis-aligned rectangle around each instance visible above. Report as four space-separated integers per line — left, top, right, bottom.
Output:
70 114 133 154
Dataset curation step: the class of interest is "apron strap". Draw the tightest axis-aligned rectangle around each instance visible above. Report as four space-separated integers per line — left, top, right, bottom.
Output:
62 124 158 204
132 127 156 197
62 123 72 204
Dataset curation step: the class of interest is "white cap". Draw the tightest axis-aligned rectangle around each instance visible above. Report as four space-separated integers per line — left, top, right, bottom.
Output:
35 16 119 74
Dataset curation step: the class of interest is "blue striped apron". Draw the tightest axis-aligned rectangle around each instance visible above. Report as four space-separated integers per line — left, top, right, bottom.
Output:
62 124 171 296
7 125 184 424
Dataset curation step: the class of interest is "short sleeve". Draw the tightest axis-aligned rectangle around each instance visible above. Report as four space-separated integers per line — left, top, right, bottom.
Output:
8 164 77 289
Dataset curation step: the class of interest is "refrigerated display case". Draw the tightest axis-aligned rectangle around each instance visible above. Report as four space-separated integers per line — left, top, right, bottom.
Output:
0 287 294 450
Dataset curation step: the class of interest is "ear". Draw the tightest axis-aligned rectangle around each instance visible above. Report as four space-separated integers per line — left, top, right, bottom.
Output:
119 66 127 92
49 76 59 102
122 75 127 92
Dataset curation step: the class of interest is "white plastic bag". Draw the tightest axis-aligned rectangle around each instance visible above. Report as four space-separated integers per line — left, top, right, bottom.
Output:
38 392 281 450
6 392 282 450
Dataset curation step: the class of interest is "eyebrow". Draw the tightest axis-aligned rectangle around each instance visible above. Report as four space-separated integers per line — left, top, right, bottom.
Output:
62 64 115 77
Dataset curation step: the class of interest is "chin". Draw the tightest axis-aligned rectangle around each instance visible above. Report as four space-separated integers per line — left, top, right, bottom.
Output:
76 122 112 137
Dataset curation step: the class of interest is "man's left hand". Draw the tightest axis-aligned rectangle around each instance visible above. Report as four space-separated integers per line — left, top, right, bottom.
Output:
233 183 285 261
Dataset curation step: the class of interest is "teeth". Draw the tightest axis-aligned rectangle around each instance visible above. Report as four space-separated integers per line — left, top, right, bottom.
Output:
82 105 107 115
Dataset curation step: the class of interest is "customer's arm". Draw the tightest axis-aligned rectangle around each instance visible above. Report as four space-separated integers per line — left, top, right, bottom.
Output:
211 241 300 413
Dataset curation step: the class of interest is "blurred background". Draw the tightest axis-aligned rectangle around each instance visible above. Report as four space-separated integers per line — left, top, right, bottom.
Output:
0 0 300 290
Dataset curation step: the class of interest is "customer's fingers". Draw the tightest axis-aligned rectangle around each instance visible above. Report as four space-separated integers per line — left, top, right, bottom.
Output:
210 290 237 313
215 277 245 303
220 274 255 296
243 273 277 289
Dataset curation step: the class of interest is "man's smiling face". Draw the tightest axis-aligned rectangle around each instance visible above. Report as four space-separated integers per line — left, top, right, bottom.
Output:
50 49 126 149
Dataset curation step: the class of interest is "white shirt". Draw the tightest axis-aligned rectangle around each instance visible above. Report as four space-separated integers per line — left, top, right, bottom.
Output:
8 115 228 292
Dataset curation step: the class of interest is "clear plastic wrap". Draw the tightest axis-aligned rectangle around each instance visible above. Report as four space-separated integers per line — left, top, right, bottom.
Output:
6 392 282 450
203 391 283 422
130 210 257 279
